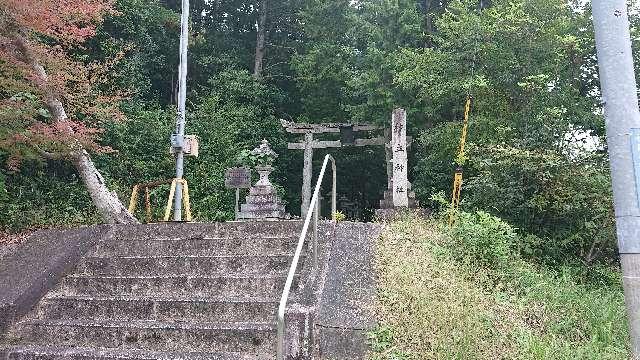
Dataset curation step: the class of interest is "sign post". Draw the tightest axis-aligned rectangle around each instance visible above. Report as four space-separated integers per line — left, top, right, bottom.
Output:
225 167 252 220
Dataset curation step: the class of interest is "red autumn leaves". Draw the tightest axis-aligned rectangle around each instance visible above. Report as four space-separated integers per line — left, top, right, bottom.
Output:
0 0 118 169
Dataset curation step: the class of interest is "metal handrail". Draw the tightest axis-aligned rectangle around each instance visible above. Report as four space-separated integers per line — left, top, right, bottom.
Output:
277 154 336 360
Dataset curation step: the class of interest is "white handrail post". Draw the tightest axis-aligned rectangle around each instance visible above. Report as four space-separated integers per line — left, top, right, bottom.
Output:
313 195 319 273
276 155 333 360
331 156 336 219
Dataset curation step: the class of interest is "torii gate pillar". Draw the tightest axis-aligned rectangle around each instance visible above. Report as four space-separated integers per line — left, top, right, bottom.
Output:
301 132 313 218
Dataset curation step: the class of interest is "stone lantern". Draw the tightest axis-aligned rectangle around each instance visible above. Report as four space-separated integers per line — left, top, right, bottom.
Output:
252 139 278 187
237 140 289 220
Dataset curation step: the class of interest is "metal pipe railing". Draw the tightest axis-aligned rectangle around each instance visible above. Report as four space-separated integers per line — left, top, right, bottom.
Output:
276 154 336 360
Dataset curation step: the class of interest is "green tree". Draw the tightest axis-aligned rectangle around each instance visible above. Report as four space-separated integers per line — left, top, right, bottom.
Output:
89 0 181 105
408 0 611 263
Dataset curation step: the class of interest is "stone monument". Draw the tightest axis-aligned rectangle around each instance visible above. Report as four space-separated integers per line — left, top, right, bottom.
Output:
237 140 289 220
379 108 418 209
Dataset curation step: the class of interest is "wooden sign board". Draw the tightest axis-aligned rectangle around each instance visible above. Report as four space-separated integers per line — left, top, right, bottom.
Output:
225 167 251 189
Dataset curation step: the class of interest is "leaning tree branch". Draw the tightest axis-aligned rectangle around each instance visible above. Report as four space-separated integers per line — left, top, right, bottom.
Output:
34 145 69 161
10 31 138 224
12 34 69 123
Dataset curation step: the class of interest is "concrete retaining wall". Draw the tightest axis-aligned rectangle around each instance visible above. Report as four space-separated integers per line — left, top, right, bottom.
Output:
314 222 383 359
0 225 113 333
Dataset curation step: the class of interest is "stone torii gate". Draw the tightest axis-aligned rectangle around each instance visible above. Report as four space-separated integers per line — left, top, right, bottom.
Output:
281 119 385 217
281 109 415 218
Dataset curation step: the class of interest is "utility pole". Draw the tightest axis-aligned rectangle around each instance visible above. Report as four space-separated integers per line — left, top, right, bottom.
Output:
592 1 640 355
172 0 190 221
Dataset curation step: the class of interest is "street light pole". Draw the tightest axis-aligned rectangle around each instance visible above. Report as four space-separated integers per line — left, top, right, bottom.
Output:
592 1 640 355
173 0 190 221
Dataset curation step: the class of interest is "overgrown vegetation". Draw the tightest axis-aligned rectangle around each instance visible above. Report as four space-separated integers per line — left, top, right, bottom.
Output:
369 214 628 359
0 1 633 262
0 0 633 355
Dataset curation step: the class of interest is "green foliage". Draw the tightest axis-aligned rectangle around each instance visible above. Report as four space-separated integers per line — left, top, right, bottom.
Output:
233 150 253 167
234 146 277 167
184 69 286 220
93 105 175 221
449 210 516 269
414 123 466 204
0 161 102 231
408 0 613 265
463 145 615 264
0 0 625 273
332 210 346 222
89 0 180 105
346 0 426 123
367 326 410 360
92 69 286 223
291 1 355 123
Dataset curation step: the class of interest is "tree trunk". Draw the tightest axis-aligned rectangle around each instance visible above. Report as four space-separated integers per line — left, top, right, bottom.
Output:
423 0 435 48
14 34 138 224
253 0 268 80
72 150 138 224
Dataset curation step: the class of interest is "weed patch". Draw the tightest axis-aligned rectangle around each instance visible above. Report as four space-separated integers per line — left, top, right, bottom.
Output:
369 215 629 359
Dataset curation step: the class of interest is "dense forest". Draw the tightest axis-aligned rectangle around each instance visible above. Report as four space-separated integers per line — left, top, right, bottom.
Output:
0 0 634 268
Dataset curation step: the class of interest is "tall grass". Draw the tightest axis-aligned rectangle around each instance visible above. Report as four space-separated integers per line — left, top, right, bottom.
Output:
369 214 630 359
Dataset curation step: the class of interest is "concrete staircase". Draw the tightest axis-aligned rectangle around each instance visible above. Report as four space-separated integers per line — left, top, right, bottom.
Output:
1 222 308 359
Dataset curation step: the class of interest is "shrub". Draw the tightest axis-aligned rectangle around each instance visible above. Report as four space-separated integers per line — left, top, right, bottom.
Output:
463 145 616 265
449 210 517 270
0 160 102 231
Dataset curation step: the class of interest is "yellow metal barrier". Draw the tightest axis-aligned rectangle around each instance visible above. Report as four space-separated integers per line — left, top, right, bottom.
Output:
449 96 472 226
163 178 192 222
128 178 192 223
449 168 463 226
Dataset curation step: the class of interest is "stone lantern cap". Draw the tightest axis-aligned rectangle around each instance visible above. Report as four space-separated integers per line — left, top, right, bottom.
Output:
251 139 278 160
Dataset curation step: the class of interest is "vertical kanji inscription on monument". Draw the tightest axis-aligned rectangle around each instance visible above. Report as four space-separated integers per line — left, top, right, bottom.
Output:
392 108 409 207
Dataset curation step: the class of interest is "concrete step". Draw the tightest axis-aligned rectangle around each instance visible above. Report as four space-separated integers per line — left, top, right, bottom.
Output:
56 275 293 298
111 221 303 243
0 221 312 359
75 255 295 277
36 295 278 323
1 345 271 359
94 236 300 257
8 319 276 354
